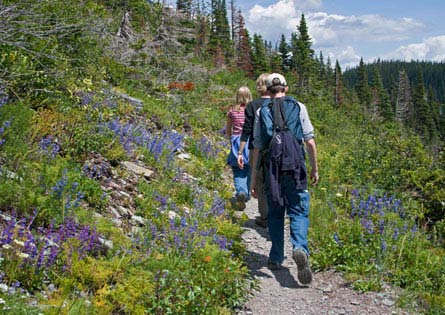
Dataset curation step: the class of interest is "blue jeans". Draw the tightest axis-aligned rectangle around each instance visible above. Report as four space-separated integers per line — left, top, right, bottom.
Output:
232 164 251 199
266 173 310 264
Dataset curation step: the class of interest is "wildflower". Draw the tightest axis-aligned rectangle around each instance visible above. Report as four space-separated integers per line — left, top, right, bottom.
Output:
335 193 342 197
204 256 212 263
19 252 29 259
381 240 387 252
13 239 25 247
0 283 8 293
333 232 343 246
2 244 12 250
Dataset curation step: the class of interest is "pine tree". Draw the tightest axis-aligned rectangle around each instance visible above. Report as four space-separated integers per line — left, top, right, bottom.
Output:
251 33 269 77
278 34 290 71
209 0 232 65
176 0 193 16
291 14 315 95
318 51 326 81
325 56 334 88
233 9 253 76
395 69 412 126
428 85 444 140
194 10 210 59
334 60 344 107
355 58 371 109
412 70 437 142
370 67 392 120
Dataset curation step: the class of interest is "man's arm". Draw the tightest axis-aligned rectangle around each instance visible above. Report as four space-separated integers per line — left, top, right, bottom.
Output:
250 148 260 198
305 138 319 185
240 102 254 143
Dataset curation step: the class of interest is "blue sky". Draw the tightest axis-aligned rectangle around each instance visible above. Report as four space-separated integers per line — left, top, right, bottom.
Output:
239 0 445 68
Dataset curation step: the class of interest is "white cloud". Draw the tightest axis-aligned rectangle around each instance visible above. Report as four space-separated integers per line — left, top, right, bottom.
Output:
327 46 361 69
247 1 299 44
245 1 429 67
306 12 424 48
384 35 445 61
293 0 322 11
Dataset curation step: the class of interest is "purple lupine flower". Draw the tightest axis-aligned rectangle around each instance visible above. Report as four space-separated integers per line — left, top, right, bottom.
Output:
378 219 385 234
393 228 400 240
381 240 387 252
333 233 343 246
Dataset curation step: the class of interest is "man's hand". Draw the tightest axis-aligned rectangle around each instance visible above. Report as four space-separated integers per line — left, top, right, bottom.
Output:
250 172 257 198
310 169 319 185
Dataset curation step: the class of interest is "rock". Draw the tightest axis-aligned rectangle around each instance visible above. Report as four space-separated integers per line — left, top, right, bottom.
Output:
177 153 192 160
99 238 113 250
382 298 395 307
121 161 154 179
130 215 146 226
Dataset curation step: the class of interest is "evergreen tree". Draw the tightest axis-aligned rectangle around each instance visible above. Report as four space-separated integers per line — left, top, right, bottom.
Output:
412 70 437 142
278 34 290 71
355 57 371 108
194 2 210 58
251 33 269 77
176 0 193 16
291 14 315 95
318 51 326 82
395 69 412 126
209 0 232 65
334 60 344 107
230 0 236 41
233 9 253 76
269 50 282 73
325 56 334 88
370 67 392 120
428 85 444 140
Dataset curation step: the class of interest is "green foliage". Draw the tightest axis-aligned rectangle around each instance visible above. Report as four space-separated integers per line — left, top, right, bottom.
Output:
1 1 445 314
0 292 42 315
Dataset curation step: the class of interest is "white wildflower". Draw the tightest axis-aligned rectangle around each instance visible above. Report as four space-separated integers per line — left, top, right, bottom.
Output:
13 239 25 247
19 252 29 259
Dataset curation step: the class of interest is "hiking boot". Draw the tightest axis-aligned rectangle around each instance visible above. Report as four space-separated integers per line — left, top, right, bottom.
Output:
292 249 312 285
267 260 283 270
235 193 246 211
255 217 268 228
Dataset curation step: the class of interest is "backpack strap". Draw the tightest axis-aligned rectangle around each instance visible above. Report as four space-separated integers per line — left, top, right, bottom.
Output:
270 98 288 131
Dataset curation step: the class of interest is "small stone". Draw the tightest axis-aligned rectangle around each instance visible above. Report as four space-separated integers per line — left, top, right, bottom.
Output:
130 215 146 226
382 298 395 307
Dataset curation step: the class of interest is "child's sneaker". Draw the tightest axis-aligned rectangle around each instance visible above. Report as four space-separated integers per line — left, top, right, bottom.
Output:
255 217 268 228
236 193 246 211
292 249 312 285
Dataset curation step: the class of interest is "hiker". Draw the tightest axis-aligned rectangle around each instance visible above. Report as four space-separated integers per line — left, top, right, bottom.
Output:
250 73 319 285
226 86 253 211
237 73 270 228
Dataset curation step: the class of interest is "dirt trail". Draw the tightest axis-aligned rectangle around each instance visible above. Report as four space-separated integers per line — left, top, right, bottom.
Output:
236 199 411 315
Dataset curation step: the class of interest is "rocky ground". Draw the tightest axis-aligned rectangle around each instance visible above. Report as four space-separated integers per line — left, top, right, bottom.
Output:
236 198 412 315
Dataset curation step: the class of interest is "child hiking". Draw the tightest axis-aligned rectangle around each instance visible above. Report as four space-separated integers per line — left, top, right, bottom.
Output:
226 86 253 211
